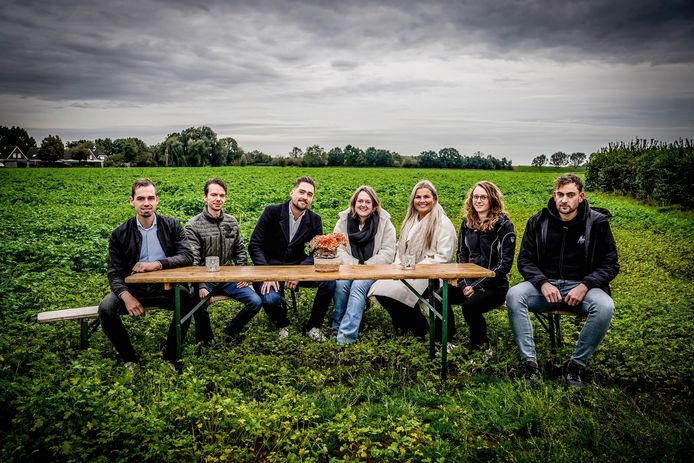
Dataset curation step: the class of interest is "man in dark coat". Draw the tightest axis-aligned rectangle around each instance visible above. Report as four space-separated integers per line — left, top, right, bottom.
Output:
248 176 335 341
98 178 201 368
506 173 619 388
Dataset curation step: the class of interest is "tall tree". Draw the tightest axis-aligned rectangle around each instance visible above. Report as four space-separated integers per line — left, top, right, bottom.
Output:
220 137 243 165
327 147 344 166
303 145 327 167
0 125 36 153
289 146 303 159
531 154 547 167
438 147 462 168
418 150 439 168
550 151 569 167
39 135 64 163
569 152 587 167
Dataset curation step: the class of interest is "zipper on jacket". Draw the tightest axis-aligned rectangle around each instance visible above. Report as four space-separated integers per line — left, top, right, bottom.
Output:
218 221 224 264
559 225 568 279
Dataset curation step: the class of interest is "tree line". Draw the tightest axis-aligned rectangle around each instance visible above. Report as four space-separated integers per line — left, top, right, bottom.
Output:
1 125 512 170
585 138 693 208
530 151 587 168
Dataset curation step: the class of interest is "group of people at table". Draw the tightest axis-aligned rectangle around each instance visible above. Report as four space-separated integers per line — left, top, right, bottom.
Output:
99 173 619 387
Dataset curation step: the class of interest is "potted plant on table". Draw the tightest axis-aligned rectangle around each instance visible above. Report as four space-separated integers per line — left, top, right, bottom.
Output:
309 232 348 272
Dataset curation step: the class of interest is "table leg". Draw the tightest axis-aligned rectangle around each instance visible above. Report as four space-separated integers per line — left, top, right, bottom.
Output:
428 280 436 358
175 285 182 361
441 280 448 381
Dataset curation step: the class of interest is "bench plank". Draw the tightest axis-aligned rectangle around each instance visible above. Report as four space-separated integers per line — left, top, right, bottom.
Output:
37 306 99 323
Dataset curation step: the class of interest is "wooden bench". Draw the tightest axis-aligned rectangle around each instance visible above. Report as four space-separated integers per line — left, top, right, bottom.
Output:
36 290 299 349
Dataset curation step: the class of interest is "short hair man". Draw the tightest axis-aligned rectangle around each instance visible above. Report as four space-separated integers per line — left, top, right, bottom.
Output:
186 178 262 343
506 173 619 387
98 179 205 367
248 176 336 341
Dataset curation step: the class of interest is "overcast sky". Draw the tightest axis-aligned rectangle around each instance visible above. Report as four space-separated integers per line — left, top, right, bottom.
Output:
1 0 693 163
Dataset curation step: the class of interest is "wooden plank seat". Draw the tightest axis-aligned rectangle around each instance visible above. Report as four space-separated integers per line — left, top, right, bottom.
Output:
36 289 299 349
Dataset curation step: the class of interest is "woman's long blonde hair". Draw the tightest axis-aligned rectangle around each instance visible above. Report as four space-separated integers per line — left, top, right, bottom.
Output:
399 180 445 260
464 180 507 232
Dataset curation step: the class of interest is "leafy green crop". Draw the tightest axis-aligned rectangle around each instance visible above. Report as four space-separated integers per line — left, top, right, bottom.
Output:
1 167 692 462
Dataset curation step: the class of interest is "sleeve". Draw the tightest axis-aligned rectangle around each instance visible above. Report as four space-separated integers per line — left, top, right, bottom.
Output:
517 216 548 289
232 219 249 266
301 214 323 265
366 218 397 265
582 221 620 289
456 220 469 263
185 220 204 266
106 230 129 297
159 219 193 269
493 220 517 280
334 218 359 265
249 207 270 265
420 218 456 264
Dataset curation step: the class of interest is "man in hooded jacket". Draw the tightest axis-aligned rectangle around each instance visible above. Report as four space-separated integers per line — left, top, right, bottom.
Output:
506 173 619 388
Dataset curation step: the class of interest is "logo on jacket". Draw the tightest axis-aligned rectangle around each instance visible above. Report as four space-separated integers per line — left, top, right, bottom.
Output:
577 235 586 245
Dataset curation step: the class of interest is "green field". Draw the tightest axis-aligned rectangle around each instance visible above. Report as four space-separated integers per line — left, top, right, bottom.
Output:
1 167 692 462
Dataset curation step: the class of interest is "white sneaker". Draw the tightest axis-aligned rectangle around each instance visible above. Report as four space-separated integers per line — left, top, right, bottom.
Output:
278 327 289 339
306 327 327 342
446 342 457 354
124 361 137 372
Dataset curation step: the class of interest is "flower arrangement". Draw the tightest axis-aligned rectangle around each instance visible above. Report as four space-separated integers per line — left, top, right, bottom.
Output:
309 232 348 258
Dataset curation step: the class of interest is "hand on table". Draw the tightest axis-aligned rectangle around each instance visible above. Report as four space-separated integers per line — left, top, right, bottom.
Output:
132 261 161 273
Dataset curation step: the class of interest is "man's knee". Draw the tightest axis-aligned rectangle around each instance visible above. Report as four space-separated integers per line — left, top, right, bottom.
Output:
262 290 282 308
247 292 263 311
98 292 122 319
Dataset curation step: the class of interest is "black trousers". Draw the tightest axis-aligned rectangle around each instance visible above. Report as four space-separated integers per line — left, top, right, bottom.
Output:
98 285 211 363
435 285 507 349
375 296 429 339
253 280 336 330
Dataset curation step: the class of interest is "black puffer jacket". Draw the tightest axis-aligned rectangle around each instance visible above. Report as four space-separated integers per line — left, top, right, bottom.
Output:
517 198 619 292
107 215 193 297
457 213 516 290
185 206 248 266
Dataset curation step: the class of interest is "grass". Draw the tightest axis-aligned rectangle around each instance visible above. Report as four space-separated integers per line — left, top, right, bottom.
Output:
0 166 692 462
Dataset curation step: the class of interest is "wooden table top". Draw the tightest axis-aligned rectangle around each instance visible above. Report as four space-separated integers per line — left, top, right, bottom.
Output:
124 263 495 284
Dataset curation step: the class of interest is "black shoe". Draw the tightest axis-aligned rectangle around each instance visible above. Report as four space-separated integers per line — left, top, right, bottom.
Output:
565 361 585 389
222 329 244 346
523 359 541 385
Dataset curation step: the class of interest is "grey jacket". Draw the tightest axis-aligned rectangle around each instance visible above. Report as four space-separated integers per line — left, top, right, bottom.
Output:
185 206 248 266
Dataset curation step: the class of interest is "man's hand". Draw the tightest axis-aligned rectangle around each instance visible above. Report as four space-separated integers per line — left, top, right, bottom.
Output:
237 281 249 289
462 285 475 297
564 283 588 306
285 281 299 291
260 281 279 295
131 261 161 273
121 291 145 317
540 282 562 304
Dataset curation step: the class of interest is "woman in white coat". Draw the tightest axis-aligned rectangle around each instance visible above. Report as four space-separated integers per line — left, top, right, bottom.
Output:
369 180 457 338
332 185 397 344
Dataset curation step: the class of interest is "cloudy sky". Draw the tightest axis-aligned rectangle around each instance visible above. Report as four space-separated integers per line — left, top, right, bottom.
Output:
1 0 692 163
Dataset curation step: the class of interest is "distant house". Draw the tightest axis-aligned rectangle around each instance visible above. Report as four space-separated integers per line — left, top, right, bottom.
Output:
0 146 29 167
26 147 40 166
63 146 106 166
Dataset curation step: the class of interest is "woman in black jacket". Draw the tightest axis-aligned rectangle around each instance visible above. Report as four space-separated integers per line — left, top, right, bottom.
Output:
440 181 516 351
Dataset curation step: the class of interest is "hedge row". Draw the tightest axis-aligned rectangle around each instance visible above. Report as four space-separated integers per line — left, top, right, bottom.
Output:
585 138 694 208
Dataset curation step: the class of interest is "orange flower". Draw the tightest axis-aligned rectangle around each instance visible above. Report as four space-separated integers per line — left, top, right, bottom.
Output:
309 232 348 257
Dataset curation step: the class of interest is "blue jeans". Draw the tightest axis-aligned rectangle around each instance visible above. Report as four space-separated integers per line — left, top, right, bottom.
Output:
506 280 614 367
332 279 375 345
252 280 336 330
206 282 262 335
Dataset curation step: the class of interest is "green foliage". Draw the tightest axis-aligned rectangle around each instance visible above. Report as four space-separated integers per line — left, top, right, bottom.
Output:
586 138 694 208
0 125 36 153
39 134 65 163
0 167 692 461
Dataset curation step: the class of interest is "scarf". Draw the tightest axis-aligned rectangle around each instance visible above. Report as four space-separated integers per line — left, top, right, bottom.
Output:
347 212 379 264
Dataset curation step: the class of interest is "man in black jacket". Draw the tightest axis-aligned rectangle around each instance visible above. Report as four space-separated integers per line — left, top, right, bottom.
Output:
506 173 619 387
98 178 201 367
248 176 336 341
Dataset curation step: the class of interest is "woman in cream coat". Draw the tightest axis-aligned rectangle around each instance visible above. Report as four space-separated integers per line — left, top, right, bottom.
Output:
332 185 397 344
369 180 457 338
